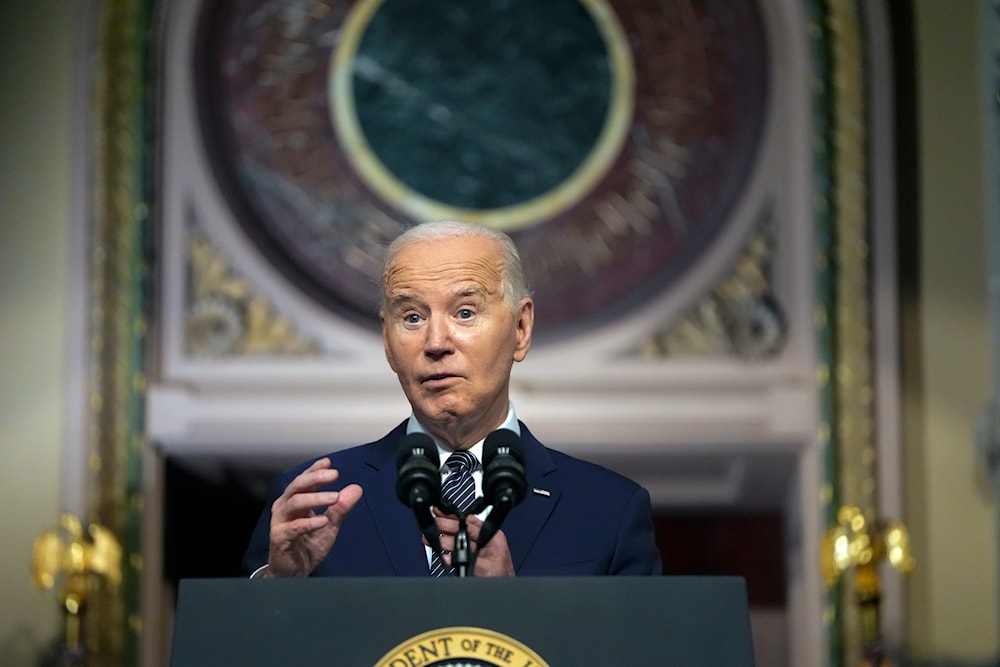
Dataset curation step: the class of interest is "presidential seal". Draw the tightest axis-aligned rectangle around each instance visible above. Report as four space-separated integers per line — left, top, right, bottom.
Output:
374 626 550 667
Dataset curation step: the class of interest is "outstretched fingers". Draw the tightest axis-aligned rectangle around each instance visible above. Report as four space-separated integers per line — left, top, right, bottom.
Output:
266 459 364 577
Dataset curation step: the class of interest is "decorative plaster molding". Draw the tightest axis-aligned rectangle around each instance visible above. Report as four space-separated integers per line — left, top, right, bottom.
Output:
185 229 321 358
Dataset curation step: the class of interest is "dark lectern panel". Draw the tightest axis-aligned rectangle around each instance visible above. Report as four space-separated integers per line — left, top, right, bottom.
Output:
170 576 754 666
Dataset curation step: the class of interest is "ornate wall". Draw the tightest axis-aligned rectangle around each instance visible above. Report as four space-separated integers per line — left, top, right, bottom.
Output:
82 1 900 665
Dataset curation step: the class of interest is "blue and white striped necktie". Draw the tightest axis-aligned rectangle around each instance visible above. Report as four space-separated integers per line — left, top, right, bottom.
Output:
429 450 478 577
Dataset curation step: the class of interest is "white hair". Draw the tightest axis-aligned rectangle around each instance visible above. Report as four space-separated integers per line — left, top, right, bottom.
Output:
379 220 531 315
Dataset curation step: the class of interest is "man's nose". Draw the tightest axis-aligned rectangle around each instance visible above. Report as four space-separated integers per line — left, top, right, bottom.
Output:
423 315 453 356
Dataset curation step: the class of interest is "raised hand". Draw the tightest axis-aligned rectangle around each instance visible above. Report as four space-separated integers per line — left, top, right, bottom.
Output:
265 458 364 577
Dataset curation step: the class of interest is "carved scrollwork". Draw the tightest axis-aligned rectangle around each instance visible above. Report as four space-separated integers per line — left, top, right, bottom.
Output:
185 233 320 357
638 221 785 360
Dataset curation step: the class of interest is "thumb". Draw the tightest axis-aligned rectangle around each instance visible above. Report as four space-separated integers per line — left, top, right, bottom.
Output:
324 484 364 524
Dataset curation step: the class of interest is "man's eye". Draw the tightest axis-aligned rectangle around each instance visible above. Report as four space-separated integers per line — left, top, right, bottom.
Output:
457 309 474 320
404 313 422 324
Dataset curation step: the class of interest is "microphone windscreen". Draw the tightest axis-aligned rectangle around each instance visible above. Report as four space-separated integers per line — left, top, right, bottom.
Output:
396 432 440 507
397 432 439 468
483 429 527 505
483 428 524 465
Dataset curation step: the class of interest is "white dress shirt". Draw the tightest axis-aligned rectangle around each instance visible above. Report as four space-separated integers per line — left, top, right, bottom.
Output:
406 402 521 565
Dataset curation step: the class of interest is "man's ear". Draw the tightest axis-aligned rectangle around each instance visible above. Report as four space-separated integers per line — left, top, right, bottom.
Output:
513 298 534 362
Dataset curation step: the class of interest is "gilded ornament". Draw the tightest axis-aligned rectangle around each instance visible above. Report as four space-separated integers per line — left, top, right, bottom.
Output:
820 506 915 666
641 223 785 359
32 514 123 661
186 233 320 357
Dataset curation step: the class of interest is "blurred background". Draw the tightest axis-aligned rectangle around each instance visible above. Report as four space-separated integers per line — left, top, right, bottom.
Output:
1 1 998 666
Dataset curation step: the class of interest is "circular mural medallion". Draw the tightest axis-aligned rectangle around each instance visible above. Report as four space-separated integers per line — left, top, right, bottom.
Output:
195 0 769 341
330 0 634 231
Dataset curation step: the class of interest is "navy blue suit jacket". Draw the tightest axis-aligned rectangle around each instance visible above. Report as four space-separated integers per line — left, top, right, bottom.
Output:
241 421 662 576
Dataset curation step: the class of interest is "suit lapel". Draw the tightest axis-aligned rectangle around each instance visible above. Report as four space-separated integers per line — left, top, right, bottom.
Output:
363 424 432 576
504 424 560 571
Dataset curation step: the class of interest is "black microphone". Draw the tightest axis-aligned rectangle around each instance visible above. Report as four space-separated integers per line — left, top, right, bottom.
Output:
396 433 443 556
477 429 527 550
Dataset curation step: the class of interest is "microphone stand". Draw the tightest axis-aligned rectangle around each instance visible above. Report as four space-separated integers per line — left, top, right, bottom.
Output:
453 513 472 578
442 498 486 578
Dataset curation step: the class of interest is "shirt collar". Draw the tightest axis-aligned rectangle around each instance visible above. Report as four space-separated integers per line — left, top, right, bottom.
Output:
406 403 520 469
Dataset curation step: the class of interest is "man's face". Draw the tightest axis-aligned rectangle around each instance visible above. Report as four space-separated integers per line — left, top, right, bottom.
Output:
381 234 533 447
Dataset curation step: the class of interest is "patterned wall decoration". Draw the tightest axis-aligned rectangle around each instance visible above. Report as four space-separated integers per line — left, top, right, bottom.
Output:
192 0 771 344
811 1 877 663
635 214 784 359
185 225 321 357
88 1 151 664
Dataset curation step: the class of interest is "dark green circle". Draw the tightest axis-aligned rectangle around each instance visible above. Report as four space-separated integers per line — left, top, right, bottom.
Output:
352 0 611 210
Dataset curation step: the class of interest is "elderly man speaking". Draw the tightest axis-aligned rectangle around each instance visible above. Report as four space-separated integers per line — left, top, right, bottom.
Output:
242 221 661 578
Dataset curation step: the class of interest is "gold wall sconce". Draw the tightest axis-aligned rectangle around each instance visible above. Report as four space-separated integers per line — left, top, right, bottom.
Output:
822 505 916 666
31 514 122 665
